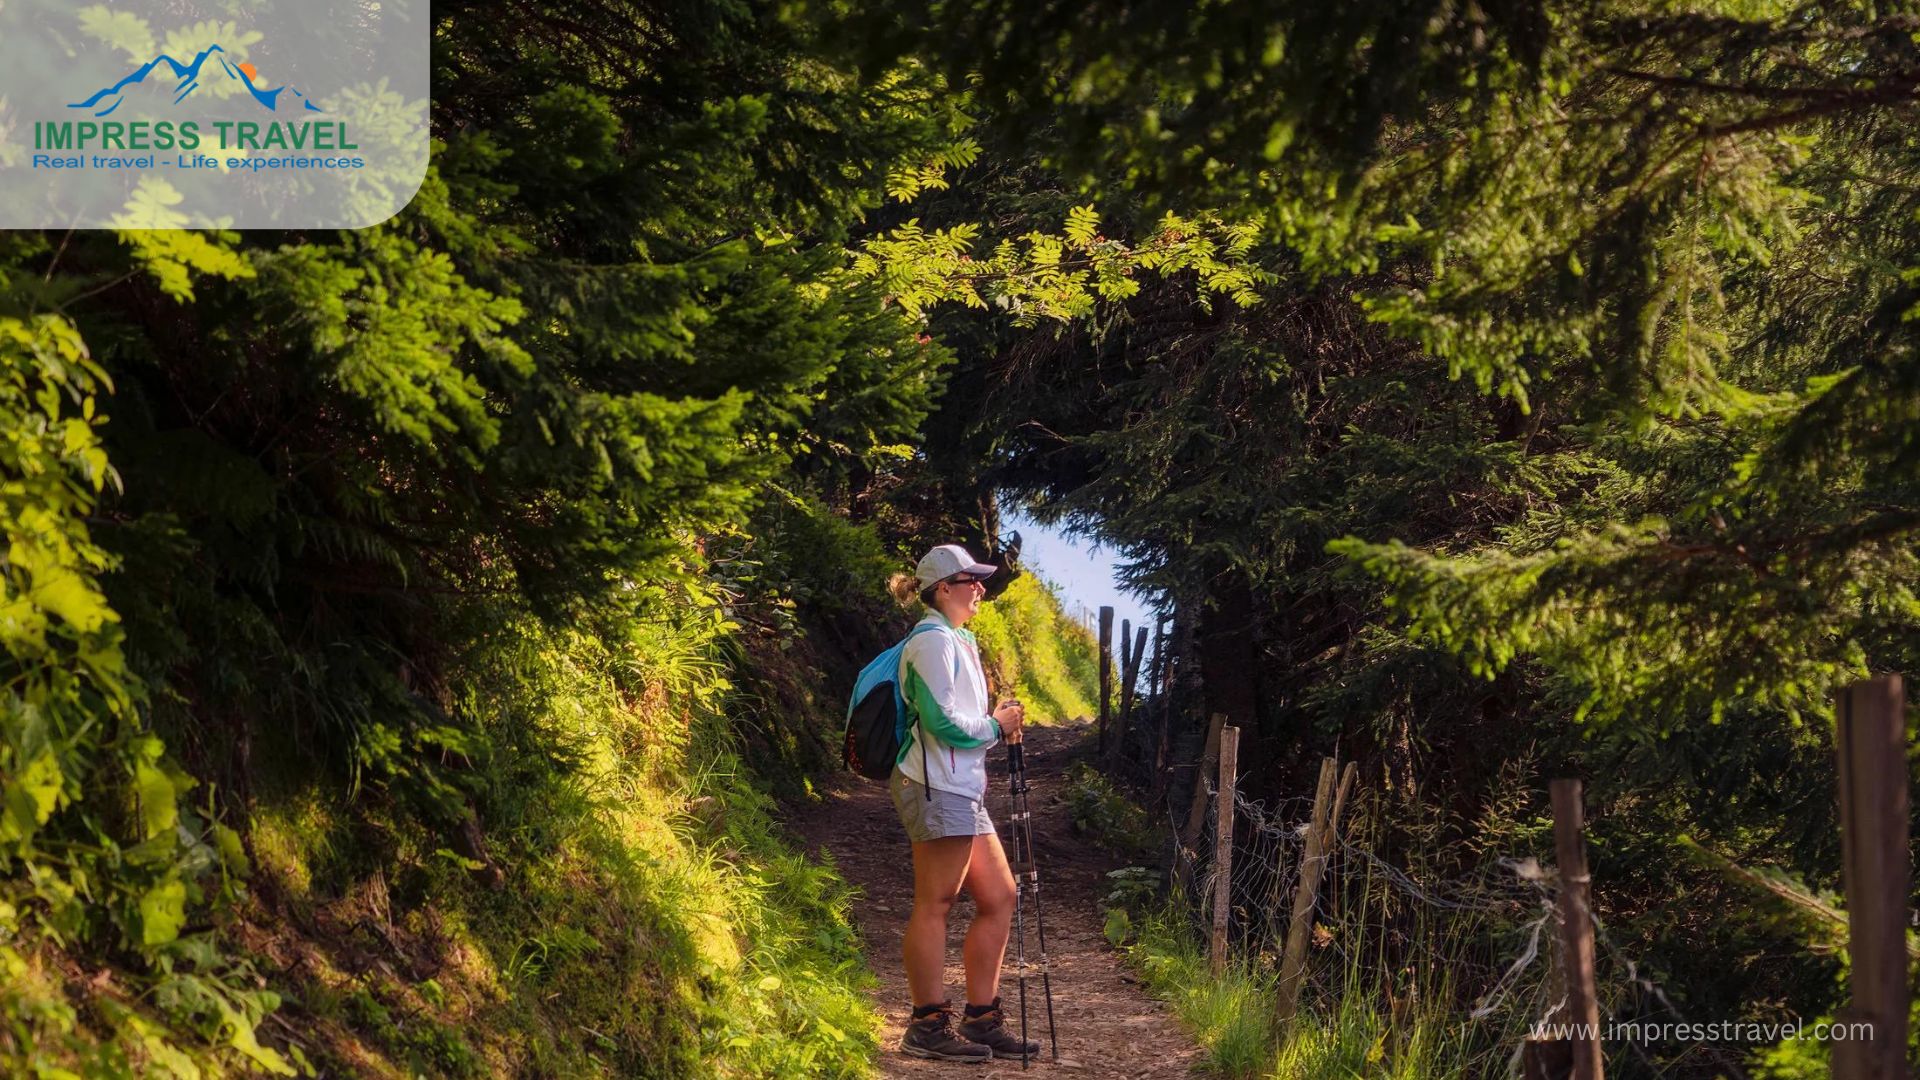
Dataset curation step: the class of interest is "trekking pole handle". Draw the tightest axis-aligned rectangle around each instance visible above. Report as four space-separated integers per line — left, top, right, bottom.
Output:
1007 741 1025 774
997 697 1025 745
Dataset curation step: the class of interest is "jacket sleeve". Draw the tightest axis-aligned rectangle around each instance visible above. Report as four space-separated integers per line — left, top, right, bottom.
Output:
904 630 1001 750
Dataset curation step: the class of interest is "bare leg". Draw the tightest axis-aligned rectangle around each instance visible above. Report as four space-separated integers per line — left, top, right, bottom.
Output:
904 836 973 1006
959 829 1016 1005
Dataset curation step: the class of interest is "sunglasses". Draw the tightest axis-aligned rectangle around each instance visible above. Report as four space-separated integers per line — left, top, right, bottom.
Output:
942 573 990 588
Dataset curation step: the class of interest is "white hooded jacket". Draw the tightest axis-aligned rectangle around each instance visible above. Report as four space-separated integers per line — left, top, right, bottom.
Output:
892 610 1002 800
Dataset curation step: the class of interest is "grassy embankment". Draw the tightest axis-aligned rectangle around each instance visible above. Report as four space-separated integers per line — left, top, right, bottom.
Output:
970 573 1101 726
239 597 881 1078
6 578 882 1078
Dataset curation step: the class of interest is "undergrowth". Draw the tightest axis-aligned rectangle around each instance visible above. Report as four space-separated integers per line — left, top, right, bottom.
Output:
5 552 886 1077
1126 904 1278 1077
1062 762 1163 858
236 582 883 1078
1110 896 1474 1080
4 469 1104 1077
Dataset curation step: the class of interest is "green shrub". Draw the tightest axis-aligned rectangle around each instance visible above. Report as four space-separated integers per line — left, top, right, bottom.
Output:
1062 762 1164 857
0 314 292 1077
391 583 884 1078
738 493 899 616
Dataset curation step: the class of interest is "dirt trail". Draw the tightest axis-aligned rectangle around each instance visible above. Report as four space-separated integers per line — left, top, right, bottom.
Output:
786 720 1203 1077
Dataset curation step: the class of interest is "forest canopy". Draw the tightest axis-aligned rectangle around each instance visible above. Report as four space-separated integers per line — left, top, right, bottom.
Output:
1 1 1916 1077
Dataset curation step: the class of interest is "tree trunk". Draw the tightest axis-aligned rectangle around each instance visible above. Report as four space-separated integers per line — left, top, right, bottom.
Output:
1196 563 1259 746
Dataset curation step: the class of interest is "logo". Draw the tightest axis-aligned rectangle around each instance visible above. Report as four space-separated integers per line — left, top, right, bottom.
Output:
2 0 429 230
71 44 321 118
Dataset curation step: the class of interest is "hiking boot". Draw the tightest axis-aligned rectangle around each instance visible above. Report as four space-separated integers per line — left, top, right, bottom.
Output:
901 1003 992 1063
958 997 1041 1061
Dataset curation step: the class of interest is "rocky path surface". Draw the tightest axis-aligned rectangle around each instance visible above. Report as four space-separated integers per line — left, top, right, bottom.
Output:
786 720 1204 1077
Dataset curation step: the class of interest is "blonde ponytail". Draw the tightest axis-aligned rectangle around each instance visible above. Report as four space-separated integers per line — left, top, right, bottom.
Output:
888 571 922 608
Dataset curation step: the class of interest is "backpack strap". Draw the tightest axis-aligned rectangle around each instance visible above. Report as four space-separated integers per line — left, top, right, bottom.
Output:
896 623 942 693
899 622 960 803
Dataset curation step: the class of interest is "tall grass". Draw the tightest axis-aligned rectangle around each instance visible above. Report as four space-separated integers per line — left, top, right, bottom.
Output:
1073 757 1497 1080
1119 899 1476 1079
1271 958 1473 1080
1127 904 1278 1077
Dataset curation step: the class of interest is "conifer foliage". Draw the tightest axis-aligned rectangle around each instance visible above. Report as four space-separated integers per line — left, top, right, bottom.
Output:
1 2 958 1073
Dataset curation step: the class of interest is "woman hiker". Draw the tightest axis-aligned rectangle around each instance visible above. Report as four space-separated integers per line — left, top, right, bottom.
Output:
887 543 1041 1063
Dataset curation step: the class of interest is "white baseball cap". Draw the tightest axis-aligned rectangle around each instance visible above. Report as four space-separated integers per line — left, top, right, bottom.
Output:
915 544 998 590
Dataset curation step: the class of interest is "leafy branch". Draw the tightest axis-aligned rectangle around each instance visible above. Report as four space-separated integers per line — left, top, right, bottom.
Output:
853 205 1273 323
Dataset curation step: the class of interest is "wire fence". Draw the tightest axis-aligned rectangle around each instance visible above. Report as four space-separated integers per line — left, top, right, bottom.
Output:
1089 672 1912 1078
1155 777 1734 1079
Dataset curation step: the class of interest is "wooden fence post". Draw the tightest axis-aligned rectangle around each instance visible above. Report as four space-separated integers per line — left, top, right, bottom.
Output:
1327 762 1357 850
1109 619 1132 768
1109 623 1149 773
1124 624 1148 720
1550 779 1604 1080
1096 606 1114 754
1210 726 1241 976
1276 758 1336 1023
1148 621 1174 806
1833 675 1911 1080
1176 712 1230 893
1524 915 1574 1080
1179 713 1229 852
1324 762 1358 920
1270 760 1358 954
1150 617 1167 696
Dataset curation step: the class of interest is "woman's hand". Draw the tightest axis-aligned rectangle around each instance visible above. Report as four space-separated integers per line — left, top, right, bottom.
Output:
993 699 1026 741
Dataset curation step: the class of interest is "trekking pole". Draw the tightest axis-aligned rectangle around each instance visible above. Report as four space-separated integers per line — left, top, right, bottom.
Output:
1004 731 1059 1067
1006 736 1031 1069
1020 743 1059 1064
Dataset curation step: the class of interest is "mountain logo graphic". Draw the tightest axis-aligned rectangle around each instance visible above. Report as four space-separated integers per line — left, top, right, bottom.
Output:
70 44 322 117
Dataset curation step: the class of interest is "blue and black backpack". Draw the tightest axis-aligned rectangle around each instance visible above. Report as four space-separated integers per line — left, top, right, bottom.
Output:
842 624 945 791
